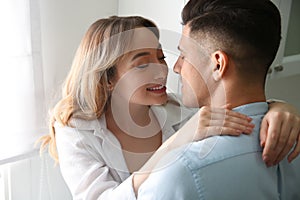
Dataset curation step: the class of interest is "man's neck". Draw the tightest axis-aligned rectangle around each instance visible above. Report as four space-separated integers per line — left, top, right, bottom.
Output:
211 81 266 109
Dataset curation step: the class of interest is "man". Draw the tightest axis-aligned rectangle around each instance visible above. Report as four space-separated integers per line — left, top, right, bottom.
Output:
136 0 300 199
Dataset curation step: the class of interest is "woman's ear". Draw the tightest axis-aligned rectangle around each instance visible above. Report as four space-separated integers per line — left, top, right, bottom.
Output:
106 66 117 91
107 78 115 92
211 51 228 81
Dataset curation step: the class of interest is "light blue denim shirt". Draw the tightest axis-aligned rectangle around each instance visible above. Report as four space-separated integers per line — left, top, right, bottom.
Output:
138 102 300 200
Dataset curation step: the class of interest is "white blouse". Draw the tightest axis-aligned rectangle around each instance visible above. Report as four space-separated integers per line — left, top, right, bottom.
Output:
55 95 195 200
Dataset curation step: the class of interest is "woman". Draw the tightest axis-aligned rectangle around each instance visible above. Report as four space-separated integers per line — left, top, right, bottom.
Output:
39 16 300 199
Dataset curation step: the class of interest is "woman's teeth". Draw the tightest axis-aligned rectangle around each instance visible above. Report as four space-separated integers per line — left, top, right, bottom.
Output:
147 85 164 91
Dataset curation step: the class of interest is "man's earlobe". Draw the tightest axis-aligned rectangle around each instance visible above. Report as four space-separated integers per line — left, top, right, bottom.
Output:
211 50 228 80
212 64 222 81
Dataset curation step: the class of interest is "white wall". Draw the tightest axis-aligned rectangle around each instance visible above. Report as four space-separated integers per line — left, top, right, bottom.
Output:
266 0 300 109
266 74 300 111
40 0 118 109
118 0 184 33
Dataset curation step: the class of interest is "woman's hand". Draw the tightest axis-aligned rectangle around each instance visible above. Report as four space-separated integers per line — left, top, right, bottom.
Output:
260 102 300 167
132 106 255 194
194 106 255 141
133 106 256 195
132 106 255 195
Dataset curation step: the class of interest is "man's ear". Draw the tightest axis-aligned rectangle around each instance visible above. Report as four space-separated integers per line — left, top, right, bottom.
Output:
211 51 228 81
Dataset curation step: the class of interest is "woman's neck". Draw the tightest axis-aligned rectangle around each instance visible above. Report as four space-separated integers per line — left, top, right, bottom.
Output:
105 99 162 138
129 103 152 126
105 101 162 173
106 101 152 128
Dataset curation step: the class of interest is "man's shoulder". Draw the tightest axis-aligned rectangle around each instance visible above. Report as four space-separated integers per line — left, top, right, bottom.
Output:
178 134 262 170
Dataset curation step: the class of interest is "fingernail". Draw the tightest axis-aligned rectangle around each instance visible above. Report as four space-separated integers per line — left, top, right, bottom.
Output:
249 123 255 127
246 127 253 133
236 130 242 134
262 156 268 162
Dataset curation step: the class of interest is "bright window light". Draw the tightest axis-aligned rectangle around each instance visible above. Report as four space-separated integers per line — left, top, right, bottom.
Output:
0 0 44 163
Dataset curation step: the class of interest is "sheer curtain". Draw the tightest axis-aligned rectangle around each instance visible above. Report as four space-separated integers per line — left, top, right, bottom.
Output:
0 0 46 164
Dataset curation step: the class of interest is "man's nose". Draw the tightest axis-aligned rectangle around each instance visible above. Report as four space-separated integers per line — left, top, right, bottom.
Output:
173 57 182 74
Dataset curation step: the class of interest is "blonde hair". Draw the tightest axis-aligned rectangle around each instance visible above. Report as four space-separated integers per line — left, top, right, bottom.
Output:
38 16 159 162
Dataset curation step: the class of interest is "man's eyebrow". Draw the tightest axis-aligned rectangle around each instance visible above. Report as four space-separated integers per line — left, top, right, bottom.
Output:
131 52 151 61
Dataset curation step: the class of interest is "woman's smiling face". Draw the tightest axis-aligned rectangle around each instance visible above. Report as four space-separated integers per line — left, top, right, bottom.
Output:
111 27 169 106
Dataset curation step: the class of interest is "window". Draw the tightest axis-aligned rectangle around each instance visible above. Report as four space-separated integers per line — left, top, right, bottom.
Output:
0 0 46 163
0 167 6 200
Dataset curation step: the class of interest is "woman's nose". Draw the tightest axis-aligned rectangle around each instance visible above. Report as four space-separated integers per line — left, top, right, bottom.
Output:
153 63 168 81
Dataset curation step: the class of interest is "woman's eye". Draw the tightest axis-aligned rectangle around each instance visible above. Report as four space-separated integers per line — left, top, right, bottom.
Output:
180 55 185 60
136 64 149 69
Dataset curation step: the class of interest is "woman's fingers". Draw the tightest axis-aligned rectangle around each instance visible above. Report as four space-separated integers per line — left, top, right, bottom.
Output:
217 126 243 136
262 111 300 166
207 107 252 122
199 105 300 166
197 127 241 140
209 120 254 134
259 117 268 148
275 126 299 164
198 106 254 138
263 102 300 165
201 108 254 132
261 116 282 166
288 134 300 162
270 119 292 163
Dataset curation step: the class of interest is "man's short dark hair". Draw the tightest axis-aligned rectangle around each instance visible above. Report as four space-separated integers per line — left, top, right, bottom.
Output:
182 0 281 81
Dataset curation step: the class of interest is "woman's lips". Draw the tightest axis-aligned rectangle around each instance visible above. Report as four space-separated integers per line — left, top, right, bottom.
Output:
146 84 166 93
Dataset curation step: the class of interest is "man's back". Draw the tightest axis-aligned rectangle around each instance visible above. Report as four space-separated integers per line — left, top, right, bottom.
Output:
138 102 300 200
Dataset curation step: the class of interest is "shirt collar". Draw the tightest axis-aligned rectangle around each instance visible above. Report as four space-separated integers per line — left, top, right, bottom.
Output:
232 102 268 116
70 100 193 139
69 117 101 131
